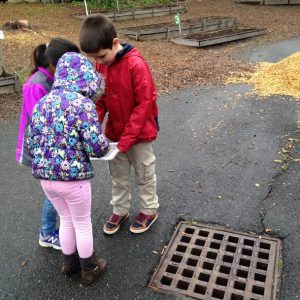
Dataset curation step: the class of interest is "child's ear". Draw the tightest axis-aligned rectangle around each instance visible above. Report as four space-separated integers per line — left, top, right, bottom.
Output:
112 38 119 48
48 64 56 75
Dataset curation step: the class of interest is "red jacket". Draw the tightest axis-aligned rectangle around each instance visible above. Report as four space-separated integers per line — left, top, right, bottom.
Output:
95 46 158 153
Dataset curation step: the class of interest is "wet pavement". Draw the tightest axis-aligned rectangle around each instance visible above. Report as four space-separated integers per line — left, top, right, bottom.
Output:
0 38 299 299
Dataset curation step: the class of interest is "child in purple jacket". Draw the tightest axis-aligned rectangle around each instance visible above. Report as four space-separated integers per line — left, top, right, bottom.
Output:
16 38 80 249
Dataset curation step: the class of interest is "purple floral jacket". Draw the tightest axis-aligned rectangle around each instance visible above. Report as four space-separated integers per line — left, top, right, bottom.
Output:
27 52 109 181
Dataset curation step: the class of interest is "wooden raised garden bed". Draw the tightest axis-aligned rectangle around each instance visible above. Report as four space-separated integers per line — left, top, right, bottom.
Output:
73 3 187 21
120 16 236 41
0 27 21 94
0 74 20 94
170 26 267 48
235 0 300 4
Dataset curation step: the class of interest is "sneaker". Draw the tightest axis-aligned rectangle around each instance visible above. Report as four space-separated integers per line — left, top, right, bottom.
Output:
39 229 61 250
103 212 129 235
130 212 158 234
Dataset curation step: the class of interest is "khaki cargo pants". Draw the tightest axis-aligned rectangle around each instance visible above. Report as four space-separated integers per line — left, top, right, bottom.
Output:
108 142 159 216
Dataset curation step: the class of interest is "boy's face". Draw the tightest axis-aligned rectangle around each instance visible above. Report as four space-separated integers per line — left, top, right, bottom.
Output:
87 38 120 66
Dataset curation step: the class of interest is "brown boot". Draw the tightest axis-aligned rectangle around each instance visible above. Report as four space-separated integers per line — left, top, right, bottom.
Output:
80 253 108 285
62 253 81 276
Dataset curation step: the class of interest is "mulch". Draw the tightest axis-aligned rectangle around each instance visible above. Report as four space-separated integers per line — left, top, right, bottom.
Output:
1 0 300 122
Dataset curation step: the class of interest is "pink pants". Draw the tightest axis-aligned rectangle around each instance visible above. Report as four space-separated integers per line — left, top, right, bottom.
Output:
40 180 93 258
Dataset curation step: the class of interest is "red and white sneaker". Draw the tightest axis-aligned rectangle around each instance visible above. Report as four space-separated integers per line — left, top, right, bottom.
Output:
103 212 129 235
129 212 158 234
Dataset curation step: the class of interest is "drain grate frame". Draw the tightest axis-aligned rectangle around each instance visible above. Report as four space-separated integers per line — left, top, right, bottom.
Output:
149 222 282 300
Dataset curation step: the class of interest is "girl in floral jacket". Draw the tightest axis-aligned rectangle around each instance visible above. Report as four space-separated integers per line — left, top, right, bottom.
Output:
16 38 80 250
27 52 109 285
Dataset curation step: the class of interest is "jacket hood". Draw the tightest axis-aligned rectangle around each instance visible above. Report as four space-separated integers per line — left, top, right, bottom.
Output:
116 43 133 61
52 52 104 100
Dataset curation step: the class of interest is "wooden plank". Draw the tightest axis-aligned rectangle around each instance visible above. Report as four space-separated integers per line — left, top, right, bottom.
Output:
203 20 222 31
110 4 186 20
170 27 267 48
171 38 200 47
0 75 20 94
264 0 288 3
152 7 170 13
235 0 263 3
114 11 133 21
0 76 17 86
72 4 187 21
235 0 300 3
199 29 266 47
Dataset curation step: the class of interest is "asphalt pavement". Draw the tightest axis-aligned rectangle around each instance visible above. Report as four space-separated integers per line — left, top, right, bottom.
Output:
0 38 299 300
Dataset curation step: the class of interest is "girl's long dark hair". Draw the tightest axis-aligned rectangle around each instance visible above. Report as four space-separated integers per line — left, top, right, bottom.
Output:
29 38 80 75
30 44 49 75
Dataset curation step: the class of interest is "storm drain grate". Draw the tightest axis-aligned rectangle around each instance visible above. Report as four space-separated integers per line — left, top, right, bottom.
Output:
149 222 282 300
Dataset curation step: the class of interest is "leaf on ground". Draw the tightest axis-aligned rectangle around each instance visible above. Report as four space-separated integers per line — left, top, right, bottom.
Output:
20 260 27 267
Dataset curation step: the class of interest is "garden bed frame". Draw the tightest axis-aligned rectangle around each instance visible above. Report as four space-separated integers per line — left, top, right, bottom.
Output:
120 16 236 41
0 74 20 94
235 0 300 4
0 36 20 94
73 2 187 21
170 26 267 48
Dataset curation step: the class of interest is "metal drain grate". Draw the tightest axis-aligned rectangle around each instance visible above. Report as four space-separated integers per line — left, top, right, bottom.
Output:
149 222 282 300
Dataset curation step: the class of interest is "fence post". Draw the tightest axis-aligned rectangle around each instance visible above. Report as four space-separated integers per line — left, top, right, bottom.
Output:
0 31 5 76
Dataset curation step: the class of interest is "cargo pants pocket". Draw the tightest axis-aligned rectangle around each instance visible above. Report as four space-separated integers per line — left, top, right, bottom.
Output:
142 154 156 182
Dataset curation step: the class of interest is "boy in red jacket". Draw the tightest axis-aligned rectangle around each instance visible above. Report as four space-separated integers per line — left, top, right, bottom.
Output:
80 15 159 234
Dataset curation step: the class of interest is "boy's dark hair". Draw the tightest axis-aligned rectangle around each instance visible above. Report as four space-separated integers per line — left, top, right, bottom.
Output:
45 38 80 67
31 44 48 75
80 15 117 53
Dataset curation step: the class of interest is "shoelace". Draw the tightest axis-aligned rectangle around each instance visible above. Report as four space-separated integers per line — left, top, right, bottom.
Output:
134 212 147 223
51 230 59 237
110 214 122 223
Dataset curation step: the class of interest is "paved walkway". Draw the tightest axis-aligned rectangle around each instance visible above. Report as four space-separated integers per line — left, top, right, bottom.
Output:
0 39 299 299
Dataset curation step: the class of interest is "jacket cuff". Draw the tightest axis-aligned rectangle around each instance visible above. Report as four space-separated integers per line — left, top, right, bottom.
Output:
117 143 127 153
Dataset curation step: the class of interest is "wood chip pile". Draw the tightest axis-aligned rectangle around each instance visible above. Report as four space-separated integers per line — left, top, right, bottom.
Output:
227 52 300 99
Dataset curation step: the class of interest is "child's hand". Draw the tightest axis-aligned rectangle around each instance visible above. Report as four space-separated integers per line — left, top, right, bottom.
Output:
90 142 119 161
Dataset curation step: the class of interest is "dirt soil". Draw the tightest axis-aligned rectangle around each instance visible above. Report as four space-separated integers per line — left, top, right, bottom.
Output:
182 27 264 40
0 0 300 122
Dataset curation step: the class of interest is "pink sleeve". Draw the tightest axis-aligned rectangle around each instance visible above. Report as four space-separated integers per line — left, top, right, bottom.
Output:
26 84 49 117
16 83 49 163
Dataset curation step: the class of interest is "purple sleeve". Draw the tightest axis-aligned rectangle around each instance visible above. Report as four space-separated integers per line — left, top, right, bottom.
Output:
78 102 109 158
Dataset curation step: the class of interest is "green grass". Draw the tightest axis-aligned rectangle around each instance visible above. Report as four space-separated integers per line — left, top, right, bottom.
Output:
72 0 177 10
276 259 284 268
16 67 30 85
